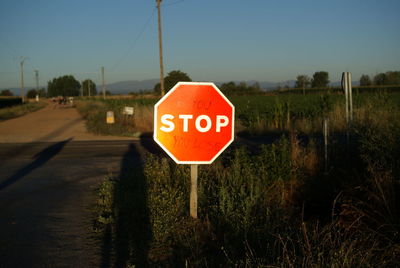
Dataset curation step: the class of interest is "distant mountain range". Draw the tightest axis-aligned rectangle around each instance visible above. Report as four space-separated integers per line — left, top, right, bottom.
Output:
3 79 358 96
106 79 159 94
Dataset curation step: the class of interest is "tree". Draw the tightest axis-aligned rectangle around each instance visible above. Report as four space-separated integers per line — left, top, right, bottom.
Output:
248 82 262 94
154 70 192 94
47 75 80 97
27 89 37 99
372 71 400 86
295 75 311 88
82 79 97 96
384 71 400 85
220 82 236 95
220 81 261 95
311 71 330 88
0 89 13 96
373 73 386 85
37 88 47 97
359 74 372 86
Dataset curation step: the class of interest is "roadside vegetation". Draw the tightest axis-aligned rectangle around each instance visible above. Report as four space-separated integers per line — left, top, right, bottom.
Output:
76 97 155 137
0 98 47 121
88 87 400 266
76 90 400 137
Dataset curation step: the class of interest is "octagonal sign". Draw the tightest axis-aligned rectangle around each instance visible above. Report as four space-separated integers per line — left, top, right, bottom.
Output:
154 82 235 164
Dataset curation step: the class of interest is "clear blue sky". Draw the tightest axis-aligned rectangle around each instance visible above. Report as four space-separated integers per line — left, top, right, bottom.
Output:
1 0 399 89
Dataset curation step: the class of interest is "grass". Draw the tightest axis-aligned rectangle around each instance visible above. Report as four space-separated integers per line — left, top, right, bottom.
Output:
76 98 154 137
87 91 400 266
93 135 400 266
0 100 47 121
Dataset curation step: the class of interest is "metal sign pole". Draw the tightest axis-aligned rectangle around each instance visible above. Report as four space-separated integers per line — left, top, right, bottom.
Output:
342 72 353 158
190 164 198 219
348 72 353 122
342 72 349 126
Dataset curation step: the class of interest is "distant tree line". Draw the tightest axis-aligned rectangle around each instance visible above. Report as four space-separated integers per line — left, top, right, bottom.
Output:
153 70 263 95
294 71 330 89
47 75 97 97
27 88 46 98
294 70 400 90
219 81 262 95
359 71 400 86
0 89 46 98
0 89 13 96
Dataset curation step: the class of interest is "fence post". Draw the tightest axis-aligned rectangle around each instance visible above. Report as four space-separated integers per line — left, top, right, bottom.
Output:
348 72 353 122
342 72 353 158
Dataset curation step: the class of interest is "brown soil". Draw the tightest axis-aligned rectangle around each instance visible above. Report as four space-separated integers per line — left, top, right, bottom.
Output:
0 101 133 143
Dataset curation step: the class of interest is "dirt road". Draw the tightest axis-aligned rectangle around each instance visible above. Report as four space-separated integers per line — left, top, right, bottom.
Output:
0 103 148 267
0 102 132 143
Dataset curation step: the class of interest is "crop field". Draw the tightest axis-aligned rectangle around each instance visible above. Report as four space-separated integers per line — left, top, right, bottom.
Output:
77 91 400 137
82 91 400 266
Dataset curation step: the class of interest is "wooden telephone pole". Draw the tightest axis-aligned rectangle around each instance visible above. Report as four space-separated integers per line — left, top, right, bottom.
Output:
101 66 106 99
156 0 165 96
20 57 27 103
34 70 39 91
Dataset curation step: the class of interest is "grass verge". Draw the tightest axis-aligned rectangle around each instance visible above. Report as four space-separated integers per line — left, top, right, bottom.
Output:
0 101 47 121
93 131 400 266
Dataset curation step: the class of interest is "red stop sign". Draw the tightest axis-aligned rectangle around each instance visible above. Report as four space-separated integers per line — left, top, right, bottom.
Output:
154 82 235 164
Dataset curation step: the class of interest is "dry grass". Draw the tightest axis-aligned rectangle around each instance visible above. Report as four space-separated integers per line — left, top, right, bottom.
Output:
131 103 153 133
0 101 47 121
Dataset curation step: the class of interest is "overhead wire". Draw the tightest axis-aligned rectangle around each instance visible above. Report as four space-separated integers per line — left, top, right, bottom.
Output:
164 0 185 7
109 0 185 73
110 7 157 72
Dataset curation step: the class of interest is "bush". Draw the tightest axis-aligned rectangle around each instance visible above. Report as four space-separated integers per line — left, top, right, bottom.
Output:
90 92 400 266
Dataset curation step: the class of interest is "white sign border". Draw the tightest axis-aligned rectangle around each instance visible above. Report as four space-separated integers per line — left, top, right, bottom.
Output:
154 82 235 164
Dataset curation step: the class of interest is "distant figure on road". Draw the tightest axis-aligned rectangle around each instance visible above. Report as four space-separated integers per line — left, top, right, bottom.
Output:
68 97 74 107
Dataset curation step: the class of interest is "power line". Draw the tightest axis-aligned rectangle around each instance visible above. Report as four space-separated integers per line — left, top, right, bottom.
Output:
157 0 165 96
164 0 185 7
110 7 157 71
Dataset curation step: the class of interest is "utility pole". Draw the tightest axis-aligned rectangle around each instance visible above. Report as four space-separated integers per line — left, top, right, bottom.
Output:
35 69 39 101
156 0 165 96
101 66 106 100
88 80 91 97
20 57 27 103
35 70 39 91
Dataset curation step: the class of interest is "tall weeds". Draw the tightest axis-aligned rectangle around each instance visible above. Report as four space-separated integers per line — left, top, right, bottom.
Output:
76 100 153 136
89 92 400 266
93 133 400 266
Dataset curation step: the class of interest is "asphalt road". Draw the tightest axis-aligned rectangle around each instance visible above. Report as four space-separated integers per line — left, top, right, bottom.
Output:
0 104 155 267
0 140 156 267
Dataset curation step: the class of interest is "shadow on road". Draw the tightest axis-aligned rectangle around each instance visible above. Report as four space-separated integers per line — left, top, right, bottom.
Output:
0 118 81 164
101 143 151 267
0 138 72 191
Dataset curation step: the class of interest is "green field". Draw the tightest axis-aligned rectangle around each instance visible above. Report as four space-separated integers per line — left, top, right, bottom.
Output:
84 91 400 266
77 91 400 137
